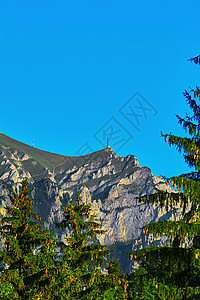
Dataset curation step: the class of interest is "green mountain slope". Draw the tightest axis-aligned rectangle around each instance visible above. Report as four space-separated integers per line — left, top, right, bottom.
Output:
0 133 108 173
0 133 67 171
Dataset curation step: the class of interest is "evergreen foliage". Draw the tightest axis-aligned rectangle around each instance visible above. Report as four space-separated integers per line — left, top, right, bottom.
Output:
128 54 200 299
55 192 128 299
0 180 128 299
0 178 58 299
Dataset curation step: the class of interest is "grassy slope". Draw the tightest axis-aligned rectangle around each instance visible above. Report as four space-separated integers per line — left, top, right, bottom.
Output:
0 133 108 172
0 133 72 172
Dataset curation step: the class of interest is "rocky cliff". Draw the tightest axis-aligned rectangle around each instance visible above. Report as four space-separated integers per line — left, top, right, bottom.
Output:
0 133 176 273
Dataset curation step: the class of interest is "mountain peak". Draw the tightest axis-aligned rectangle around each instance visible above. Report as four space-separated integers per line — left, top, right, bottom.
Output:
0 132 175 273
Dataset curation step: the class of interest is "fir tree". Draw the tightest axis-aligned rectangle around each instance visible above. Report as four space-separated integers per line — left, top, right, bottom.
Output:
0 179 58 300
128 54 200 299
55 192 128 300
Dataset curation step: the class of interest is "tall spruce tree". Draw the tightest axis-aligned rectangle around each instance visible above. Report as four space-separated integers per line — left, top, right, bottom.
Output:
128 54 200 300
55 192 128 300
0 179 58 300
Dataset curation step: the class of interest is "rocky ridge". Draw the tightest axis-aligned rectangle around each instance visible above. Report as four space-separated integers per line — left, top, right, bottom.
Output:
0 133 178 272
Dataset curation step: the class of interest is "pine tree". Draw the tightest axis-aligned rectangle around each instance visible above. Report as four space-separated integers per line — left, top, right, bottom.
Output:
0 179 58 299
128 54 200 299
55 192 128 300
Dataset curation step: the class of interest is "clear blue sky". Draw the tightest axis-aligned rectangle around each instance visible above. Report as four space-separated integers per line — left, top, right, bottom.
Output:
0 0 200 178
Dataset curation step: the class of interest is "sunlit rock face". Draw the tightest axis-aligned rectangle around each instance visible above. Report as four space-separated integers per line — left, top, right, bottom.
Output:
0 133 177 272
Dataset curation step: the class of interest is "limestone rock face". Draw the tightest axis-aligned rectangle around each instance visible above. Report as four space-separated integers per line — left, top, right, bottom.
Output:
0 133 177 272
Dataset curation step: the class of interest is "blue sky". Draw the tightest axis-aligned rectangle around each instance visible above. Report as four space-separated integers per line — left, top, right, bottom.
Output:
0 0 200 178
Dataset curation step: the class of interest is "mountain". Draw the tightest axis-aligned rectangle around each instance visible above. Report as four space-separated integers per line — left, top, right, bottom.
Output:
0 133 176 273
